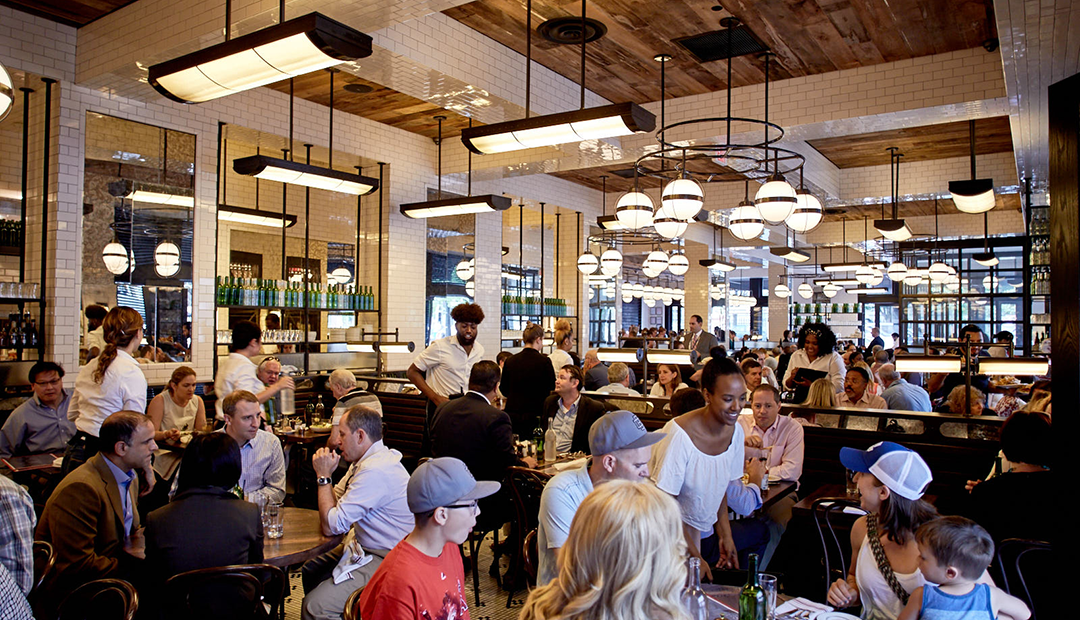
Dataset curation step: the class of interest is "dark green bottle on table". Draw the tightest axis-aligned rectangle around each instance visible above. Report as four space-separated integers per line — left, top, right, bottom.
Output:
532 422 544 460
739 553 766 620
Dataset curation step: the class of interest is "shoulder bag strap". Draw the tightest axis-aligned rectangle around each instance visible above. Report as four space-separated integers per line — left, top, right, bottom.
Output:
865 514 910 606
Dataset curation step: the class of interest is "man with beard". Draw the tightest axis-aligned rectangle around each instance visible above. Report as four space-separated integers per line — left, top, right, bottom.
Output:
408 303 486 456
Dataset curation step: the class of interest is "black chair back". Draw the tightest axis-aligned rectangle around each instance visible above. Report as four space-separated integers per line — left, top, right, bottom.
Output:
165 563 287 620
504 466 552 607
996 538 1052 620
58 578 139 620
810 497 864 601
31 540 55 593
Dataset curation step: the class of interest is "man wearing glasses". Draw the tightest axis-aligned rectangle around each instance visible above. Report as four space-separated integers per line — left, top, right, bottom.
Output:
0 362 75 459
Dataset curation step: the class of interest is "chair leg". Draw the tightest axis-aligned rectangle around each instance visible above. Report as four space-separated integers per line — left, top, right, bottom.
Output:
489 528 502 588
469 533 481 607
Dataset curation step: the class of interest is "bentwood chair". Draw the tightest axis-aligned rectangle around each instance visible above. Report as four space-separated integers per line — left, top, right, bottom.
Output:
504 466 552 607
165 563 287 620
344 586 364 620
57 578 139 620
521 529 539 584
996 538 1052 620
30 540 55 593
810 496 864 602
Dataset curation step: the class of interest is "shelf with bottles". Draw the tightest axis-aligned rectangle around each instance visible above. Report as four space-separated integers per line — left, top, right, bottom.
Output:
1029 267 1051 296
1028 206 1050 237
0 220 25 257
0 310 42 361
1028 238 1051 265
216 276 378 311
791 302 865 315
500 295 575 317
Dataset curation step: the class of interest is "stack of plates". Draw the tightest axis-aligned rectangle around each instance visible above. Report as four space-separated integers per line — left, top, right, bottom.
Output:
328 329 347 341
346 327 363 342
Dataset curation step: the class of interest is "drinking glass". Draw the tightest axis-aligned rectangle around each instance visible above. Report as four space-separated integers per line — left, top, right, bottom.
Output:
759 574 777 620
264 502 284 539
845 469 859 497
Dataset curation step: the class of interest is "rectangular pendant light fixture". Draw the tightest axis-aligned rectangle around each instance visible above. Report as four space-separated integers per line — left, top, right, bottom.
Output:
646 349 692 365
700 257 737 271
597 215 626 231
400 194 512 219
596 348 643 363
346 341 414 354
822 262 885 273
148 13 372 104
874 219 913 241
845 287 890 295
233 154 378 196
895 355 962 374
770 247 811 262
814 278 860 286
128 189 196 207
218 204 297 228
460 102 656 155
978 357 1049 376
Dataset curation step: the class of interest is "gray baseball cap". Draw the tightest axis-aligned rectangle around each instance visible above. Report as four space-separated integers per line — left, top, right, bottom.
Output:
588 410 666 456
407 457 501 514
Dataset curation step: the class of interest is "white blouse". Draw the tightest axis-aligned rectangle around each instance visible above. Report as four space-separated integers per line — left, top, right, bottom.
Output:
548 349 573 375
650 419 745 532
70 350 148 436
782 349 846 394
649 381 690 398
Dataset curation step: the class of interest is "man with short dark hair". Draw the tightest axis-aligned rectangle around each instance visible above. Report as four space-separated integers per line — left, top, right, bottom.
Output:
501 322 555 437
302 406 413 620
838 367 887 409
84 304 108 359
879 363 932 412
0 361 75 459
220 391 285 503
928 324 991 399
683 314 719 369
214 320 294 420
989 330 1014 358
542 364 610 454
359 457 500 619
36 411 156 604
867 327 885 354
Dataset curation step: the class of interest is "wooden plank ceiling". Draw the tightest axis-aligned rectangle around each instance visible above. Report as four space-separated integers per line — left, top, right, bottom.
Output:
0 0 136 27
442 0 997 105
265 71 476 140
807 116 1014 168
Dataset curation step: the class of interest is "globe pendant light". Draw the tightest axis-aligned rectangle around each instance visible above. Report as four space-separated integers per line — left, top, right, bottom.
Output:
855 264 876 285
754 171 797 224
102 241 130 275
622 292 633 303
729 182 764 240
644 250 669 275
774 283 791 298
653 216 689 239
156 261 180 277
455 258 475 281
577 252 599 274
155 240 180 269
615 172 654 230
868 267 884 286
465 281 475 297
589 287 595 300
667 253 689 276
710 288 723 301
600 248 623 277
983 274 998 292
787 189 823 233
904 271 924 286
331 266 352 284
887 261 908 281
798 282 813 299
660 174 704 221
662 295 673 306
0 61 13 123
928 261 950 282
631 282 644 298
823 282 839 298
642 265 661 278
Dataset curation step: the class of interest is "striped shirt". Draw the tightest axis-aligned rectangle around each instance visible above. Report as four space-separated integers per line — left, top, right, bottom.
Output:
0 475 36 595
235 428 286 504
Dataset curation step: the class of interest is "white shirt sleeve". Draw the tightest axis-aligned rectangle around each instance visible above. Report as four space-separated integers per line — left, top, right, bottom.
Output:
829 353 846 393
411 340 442 372
650 429 686 497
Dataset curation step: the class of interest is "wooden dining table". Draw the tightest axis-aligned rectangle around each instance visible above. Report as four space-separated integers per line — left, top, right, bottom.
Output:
702 583 792 619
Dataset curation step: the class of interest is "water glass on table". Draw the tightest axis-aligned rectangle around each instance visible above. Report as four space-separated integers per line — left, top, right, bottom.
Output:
759 574 777 620
264 501 284 539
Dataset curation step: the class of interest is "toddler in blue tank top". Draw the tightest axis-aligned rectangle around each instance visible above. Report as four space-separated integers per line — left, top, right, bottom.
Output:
898 516 1029 620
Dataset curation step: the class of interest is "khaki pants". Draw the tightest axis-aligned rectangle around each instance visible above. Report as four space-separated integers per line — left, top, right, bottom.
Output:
301 545 390 620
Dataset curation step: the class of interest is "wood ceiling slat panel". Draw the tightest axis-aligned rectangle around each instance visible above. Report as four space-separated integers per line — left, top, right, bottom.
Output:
1 0 137 27
825 193 1021 223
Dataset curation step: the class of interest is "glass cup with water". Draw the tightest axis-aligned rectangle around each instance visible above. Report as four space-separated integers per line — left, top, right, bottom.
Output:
759 573 778 620
264 501 284 539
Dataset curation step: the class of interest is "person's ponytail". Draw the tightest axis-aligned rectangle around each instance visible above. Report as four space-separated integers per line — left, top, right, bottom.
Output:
93 307 143 383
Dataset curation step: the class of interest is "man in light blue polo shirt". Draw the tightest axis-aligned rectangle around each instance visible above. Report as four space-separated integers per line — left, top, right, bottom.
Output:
536 411 665 585
880 363 932 412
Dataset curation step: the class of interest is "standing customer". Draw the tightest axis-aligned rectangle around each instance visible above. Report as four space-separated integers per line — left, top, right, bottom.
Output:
782 322 846 401
548 319 575 374
358 457 500 620
214 320 294 421
683 314 719 369
522 481 690 620
65 307 149 477
0 361 75 459
501 323 556 437
407 303 485 454
827 442 939 619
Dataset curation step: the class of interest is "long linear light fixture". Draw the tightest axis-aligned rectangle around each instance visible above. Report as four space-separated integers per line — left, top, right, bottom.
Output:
218 204 297 228
822 262 885 273
148 13 372 104
233 154 378 196
646 349 692 365
400 194 513 219
770 246 811 263
895 355 962 374
814 278 860 286
978 357 1049 376
461 102 656 154
346 341 415 353
129 189 196 207
845 286 890 295
596 348 643 363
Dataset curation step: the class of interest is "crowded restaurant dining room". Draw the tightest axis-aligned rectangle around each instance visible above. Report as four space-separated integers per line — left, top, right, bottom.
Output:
0 0 1072 617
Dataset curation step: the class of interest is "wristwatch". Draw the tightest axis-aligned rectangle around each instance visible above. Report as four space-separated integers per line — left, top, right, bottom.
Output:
317 476 333 486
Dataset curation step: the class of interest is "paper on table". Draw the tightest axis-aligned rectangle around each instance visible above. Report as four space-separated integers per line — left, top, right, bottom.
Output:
775 597 833 616
816 501 868 516
552 457 588 472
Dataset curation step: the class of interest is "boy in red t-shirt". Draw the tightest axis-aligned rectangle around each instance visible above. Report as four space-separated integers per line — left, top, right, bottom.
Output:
359 457 500 620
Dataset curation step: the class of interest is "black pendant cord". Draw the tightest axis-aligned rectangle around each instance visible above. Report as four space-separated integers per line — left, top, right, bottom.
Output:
600 175 607 216
434 116 445 199
579 0 586 110
969 119 977 179
225 0 231 41
377 161 386 316
280 147 288 281
254 146 261 210
328 69 334 170
40 78 55 345
540 201 546 321
525 0 532 119
303 143 312 368
289 78 294 161
726 22 733 145
19 86 32 283
279 0 284 22
763 53 770 167
355 165 363 291
467 118 473 196
519 204 524 300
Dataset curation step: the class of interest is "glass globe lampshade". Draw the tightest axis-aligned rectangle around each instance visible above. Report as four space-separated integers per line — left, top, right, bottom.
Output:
642 265 660 278
622 292 633 303
455 259 475 281
589 287 595 300
928 262 950 282
155 241 180 269
868 267 884 286
667 254 690 275
576 252 599 274
643 297 656 307
728 202 764 240
630 282 644 298
155 261 180 277
983 275 998 291
904 272 924 286
887 262 908 281
331 266 352 284
823 283 839 298
774 283 791 298
662 296 673 306
786 190 823 233
615 191 654 230
710 289 723 301
465 281 475 297
797 283 813 299
600 249 623 276
644 250 669 275
754 174 798 224
653 216 689 239
660 177 704 220
855 264 876 284
102 241 130 275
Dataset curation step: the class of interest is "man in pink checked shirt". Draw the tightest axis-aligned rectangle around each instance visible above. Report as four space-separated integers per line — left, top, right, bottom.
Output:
736 384 804 569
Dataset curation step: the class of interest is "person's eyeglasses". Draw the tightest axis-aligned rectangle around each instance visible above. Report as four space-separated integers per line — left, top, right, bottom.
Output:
445 502 478 511
263 356 280 363
33 378 62 387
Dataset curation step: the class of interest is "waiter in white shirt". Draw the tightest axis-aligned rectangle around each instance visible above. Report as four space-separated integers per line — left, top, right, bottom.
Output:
214 320 294 421
407 303 486 456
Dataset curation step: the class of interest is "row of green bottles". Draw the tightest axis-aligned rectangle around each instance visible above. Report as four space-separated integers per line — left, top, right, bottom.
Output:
500 295 574 316
216 276 376 310
792 302 861 314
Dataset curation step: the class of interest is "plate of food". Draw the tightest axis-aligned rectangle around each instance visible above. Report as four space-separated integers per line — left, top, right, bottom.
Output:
310 423 333 434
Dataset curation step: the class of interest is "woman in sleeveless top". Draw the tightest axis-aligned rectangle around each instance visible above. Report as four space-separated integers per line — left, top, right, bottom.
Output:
827 442 938 620
147 366 206 442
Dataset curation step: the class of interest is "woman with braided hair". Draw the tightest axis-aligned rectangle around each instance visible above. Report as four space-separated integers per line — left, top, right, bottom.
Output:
63 307 149 479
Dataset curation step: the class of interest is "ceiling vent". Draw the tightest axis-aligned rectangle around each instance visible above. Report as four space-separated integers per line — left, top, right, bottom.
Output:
674 25 768 63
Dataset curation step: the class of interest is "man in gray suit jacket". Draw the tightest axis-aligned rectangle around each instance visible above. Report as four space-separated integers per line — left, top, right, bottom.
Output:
683 314 719 369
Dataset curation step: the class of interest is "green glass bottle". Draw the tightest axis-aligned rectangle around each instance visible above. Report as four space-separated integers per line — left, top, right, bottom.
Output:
739 553 766 620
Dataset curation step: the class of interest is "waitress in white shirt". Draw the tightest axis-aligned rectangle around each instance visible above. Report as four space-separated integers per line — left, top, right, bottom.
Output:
782 322 846 400
548 319 575 374
64 306 149 477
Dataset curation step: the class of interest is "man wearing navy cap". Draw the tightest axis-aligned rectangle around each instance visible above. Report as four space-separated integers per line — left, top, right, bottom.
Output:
359 457 500 620
536 410 665 585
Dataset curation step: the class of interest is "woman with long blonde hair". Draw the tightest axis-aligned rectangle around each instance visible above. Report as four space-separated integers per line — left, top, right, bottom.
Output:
548 318 575 374
65 306 149 474
520 481 690 620
793 377 836 426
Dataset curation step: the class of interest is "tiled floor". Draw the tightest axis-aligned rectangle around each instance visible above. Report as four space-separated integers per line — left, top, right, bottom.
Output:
281 533 525 620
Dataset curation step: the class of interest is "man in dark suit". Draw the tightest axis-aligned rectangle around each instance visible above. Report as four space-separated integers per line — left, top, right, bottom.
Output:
542 365 612 455
501 324 556 437
35 411 155 607
682 314 719 369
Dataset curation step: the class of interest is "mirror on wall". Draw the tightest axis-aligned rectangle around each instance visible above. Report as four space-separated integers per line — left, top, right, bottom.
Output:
425 202 474 346
81 112 195 365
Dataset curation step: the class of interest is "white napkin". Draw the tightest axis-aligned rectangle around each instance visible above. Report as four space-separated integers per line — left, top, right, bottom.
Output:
332 532 374 584
552 457 588 472
775 597 833 617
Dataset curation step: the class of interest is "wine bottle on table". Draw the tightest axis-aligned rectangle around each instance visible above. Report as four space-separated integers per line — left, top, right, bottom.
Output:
532 421 544 461
543 419 556 462
681 557 707 620
739 553 766 620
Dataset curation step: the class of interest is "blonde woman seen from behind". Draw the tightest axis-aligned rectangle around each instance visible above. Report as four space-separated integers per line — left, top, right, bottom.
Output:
549 319 575 375
519 481 690 620
792 377 835 426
